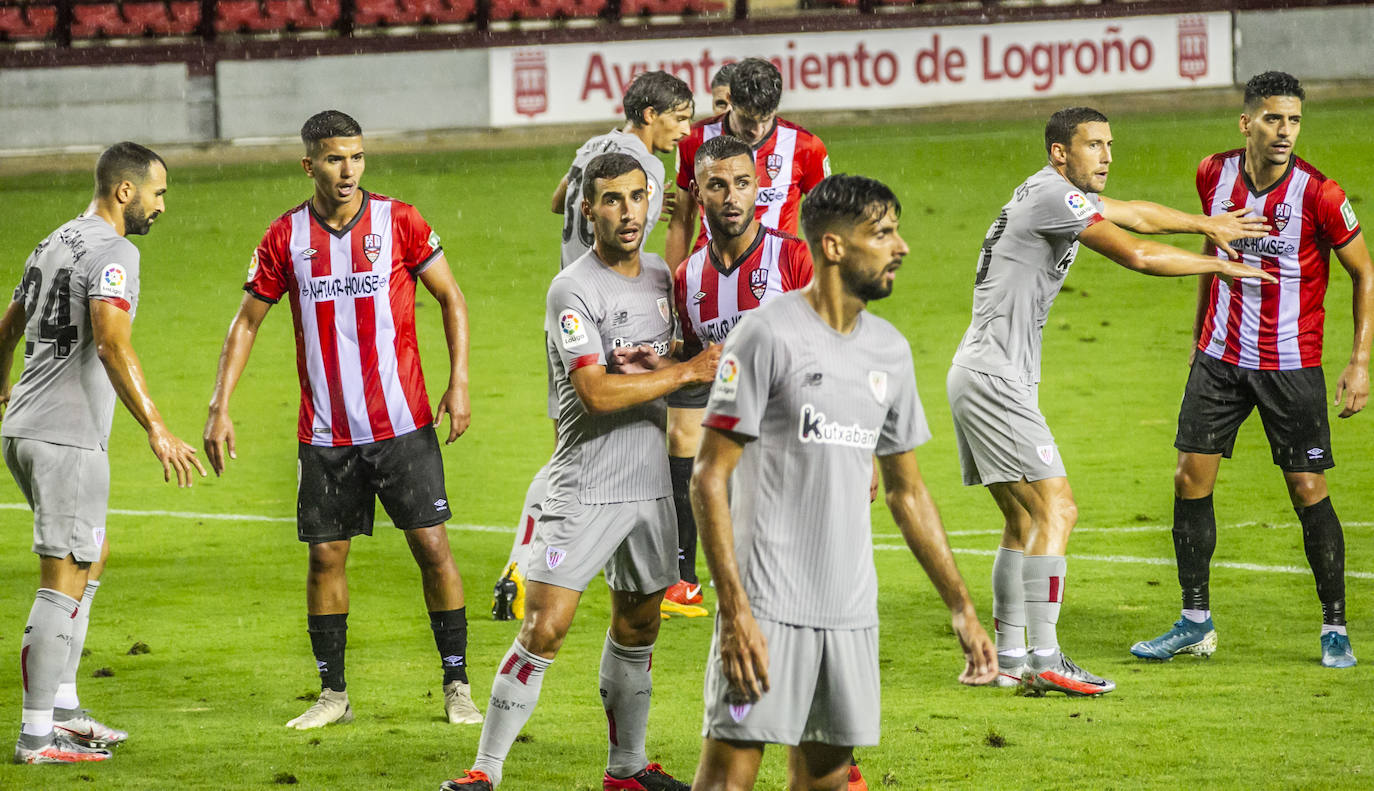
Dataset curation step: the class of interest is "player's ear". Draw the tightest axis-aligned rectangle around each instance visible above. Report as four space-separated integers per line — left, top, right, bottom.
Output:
1238 113 1250 138
581 197 593 221
301 156 314 178
820 230 844 263
114 179 135 206
640 106 658 127
1048 142 1066 167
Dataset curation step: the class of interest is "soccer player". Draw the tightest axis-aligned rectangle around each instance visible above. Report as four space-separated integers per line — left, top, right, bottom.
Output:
948 107 1276 696
662 57 829 613
690 174 997 791
660 134 814 618
493 71 694 620
202 110 483 728
0 142 206 764
709 62 737 117
440 153 720 791
1132 72 1372 669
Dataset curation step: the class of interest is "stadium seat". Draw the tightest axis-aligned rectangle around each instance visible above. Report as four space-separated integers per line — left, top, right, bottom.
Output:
405 0 473 24
166 0 200 32
489 0 601 20
264 0 339 29
0 3 58 40
621 0 718 15
71 2 146 38
214 0 292 32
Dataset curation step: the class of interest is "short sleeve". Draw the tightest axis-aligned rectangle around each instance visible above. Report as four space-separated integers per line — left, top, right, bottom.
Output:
88 241 140 314
780 240 814 290
875 347 931 456
673 261 702 355
799 134 830 194
245 221 292 304
546 276 605 375
675 135 694 191
396 203 443 276
1196 154 1221 213
702 313 773 439
1315 179 1361 249
1033 183 1103 241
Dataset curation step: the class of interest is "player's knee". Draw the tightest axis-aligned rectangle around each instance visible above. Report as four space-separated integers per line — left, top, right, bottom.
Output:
667 424 699 457
1286 473 1328 508
517 613 567 658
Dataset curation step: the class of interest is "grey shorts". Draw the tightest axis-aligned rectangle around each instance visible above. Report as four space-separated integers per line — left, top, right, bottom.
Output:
703 618 880 747
947 364 1066 486
3 437 109 563
525 496 678 593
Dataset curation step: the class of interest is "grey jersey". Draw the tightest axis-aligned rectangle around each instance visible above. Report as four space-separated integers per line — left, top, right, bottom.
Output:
2 215 141 451
952 165 1105 385
546 250 676 505
702 292 931 629
559 129 666 270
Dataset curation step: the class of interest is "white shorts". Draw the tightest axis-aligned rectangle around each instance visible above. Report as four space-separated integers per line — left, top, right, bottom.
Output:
702 617 881 747
947 365 1067 486
3 437 109 563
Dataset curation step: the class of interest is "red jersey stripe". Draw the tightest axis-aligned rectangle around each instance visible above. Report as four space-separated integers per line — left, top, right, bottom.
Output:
349 208 395 441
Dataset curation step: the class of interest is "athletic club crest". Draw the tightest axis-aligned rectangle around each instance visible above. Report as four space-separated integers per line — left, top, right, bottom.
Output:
513 49 548 119
1037 445 1055 464
765 153 783 180
363 233 382 263
728 702 752 722
1177 15 1208 81
1273 203 1292 232
749 267 769 300
545 547 566 570
868 370 887 404
658 296 671 324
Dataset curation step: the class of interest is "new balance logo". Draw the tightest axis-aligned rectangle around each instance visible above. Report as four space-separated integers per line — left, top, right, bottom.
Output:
1307 447 1325 460
803 372 823 387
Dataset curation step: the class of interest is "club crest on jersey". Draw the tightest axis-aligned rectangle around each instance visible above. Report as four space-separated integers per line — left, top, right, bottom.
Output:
98 265 126 297
765 153 783 180
868 371 888 403
728 702 752 722
658 297 671 325
546 547 566 570
1037 445 1055 464
93 527 106 548
363 233 382 263
1272 203 1292 232
749 267 769 300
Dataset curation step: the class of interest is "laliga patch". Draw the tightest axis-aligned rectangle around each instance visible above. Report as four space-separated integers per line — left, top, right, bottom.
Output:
647 179 657 203
822 155 832 178
657 296 671 325
868 370 888 404
363 233 382 263
98 264 127 298
728 702 752 723
428 230 441 251
1063 191 1095 220
559 309 589 350
1342 199 1358 232
247 250 259 281
714 353 740 402
545 546 567 570
1036 445 1056 465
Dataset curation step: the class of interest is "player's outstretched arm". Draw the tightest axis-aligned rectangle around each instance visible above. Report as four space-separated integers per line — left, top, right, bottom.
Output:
0 299 26 418
551 175 569 215
91 299 206 487
1080 220 1278 285
692 426 769 702
1334 231 1373 418
419 255 471 443
1099 197 1270 259
569 343 720 415
664 188 699 269
204 293 272 475
879 450 996 686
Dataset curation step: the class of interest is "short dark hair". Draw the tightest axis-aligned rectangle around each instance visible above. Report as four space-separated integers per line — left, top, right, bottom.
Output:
729 58 782 118
1044 107 1109 156
694 135 753 168
94 141 165 197
623 71 693 126
581 152 646 202
301 110 363 153
801 174 901 242
710 62 738 90
1244 71 1305 110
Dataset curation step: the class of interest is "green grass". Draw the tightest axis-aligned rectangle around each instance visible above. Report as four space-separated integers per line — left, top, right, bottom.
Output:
2 99 1373 789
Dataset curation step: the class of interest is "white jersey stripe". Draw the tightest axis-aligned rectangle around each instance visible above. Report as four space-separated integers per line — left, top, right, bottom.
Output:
760 127 796 229
327 229 374 444
367 201 418 437
291 209 334 441
1276 171 1308 369
1234 187 1270 369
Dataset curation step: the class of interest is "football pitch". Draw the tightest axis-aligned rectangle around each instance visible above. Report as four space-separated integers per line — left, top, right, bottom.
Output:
2 98 1372 789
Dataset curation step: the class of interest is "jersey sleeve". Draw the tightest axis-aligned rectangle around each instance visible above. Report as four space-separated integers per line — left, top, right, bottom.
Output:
1196 154 1223 213
1315 179 1361 249
876 345 931 456
675 134 696 191
798 133 830 194
245 220 292 304
88 240 140 314
780 239 814 290
673 260 702 356
395 203 443 276
546 276 605 374
702 313 773 439
1033 183 1104 241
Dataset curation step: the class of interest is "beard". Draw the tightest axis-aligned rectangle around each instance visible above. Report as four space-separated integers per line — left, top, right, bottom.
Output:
123 196 156 236
842 265 894 302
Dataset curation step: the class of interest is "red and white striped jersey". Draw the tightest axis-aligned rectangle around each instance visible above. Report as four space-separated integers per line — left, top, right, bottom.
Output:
1196 150 1361 370
675 113 828 254
246 191 443 446
674 226 813 355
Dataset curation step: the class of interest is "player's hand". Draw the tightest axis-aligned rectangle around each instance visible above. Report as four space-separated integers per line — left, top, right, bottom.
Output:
1335 362 1370 418
1202 207 1271 259
719 609 770 703
609 344 665 374
685 343 723 384
202 408 236 477
661 190 677 219
951 606 997 686
1186 345 1197 368
869 457 880 503
434 384 471 444
1215 258 1277 287
150 423 207 488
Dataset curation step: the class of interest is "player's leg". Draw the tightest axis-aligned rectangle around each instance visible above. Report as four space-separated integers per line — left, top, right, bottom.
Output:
988 486 1030 686
1284 472 1354 666
664 403 708 616
53 538 128 749
494 463 549 621
693 738 766 791
786 743 852 791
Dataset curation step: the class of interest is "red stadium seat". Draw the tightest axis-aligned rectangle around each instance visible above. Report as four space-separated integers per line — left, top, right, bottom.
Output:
490 0 599 20
71 2 145 37
0 4 58 40
264 0 339 29
215 0 284 32
353 0 399 25
428 0 474 23
623 0 716 15
166 0 201 33
121 1 176 34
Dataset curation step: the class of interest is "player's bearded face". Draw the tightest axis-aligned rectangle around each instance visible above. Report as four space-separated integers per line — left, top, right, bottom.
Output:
585 171 649 255
122 163 167 236
697 155 758 240
839 205 908 302
1242 95 1302 167
1060 122 1112 194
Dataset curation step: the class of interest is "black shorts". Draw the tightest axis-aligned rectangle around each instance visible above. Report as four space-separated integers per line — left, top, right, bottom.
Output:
297 427 452 544
1174 353 1333 472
